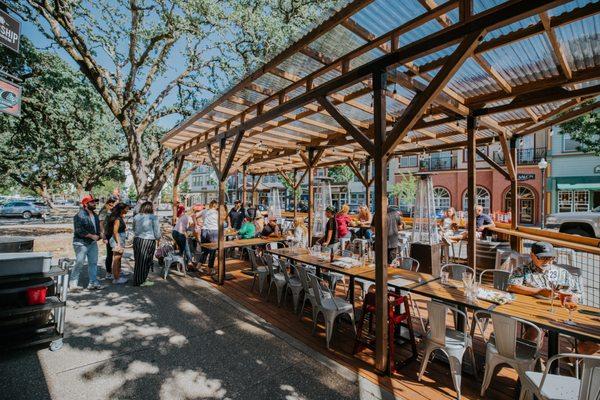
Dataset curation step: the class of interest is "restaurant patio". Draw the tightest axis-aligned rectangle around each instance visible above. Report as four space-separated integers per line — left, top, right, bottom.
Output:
161 1 600 398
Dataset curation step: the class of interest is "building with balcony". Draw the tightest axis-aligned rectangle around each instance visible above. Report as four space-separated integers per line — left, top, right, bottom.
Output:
547 128 600 212
394 131 548 225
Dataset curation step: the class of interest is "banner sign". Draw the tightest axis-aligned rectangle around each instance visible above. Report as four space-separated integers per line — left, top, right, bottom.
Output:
0 10 20 53
0 78 21 117
517 173 535 181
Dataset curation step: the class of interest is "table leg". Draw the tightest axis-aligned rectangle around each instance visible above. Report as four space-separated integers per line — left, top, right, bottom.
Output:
456 305 466 332
316 266 321 277
548 331 560 374
348 276 355 306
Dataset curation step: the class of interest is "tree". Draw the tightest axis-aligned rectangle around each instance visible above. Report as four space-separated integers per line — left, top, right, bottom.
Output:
558 107 600 155
390 173 417 206
15 0 347 200
327 165 353 184
0 38 126 205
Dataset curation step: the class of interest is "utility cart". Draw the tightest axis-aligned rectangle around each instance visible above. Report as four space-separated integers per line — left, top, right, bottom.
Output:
0 260 69 352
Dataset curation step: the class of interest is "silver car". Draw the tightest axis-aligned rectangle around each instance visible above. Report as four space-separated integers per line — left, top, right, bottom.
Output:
0 201 47 219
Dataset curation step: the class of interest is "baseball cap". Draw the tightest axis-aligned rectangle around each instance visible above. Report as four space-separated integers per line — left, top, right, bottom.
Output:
81 195 98 206
531 242 555 258
234 200 241 204
325 206 336 213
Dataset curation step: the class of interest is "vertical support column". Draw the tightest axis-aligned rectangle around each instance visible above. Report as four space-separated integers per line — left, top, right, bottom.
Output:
466 115 477 272
172 156 185 225
373 69 389 374
242 165 247 207
307 162 314 247
365 156 371 209
510 137 521 251
293 168 298 221
217 138 226 285
251 175 257 205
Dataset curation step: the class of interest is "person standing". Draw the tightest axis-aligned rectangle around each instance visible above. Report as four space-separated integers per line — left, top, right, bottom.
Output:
228 200 245 230
318 206 339 252
387 206 404 264
107 203 130 284
199 200 219 271
71 195 104 291
132 201 161 286
98 196 117 280
172 204 193 266
335 204 352 240
246 203 257 221
290 217 308 248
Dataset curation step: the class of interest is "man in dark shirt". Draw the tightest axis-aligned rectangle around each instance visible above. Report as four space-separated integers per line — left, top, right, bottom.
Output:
318 206 339 252
474 205 495 237
227 200 245 230
245 203 257 221
261 216 281 237
71 195 104 291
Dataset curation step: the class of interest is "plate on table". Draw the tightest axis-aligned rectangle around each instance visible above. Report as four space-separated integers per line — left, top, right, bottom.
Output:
478 288 514 304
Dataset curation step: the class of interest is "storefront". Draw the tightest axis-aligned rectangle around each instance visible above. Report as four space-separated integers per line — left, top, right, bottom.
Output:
550 179 600 212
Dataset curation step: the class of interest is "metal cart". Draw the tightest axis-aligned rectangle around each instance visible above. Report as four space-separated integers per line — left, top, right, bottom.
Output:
0 260 69 352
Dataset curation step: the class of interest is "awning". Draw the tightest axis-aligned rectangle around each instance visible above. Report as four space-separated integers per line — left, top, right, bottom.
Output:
557 183 600 190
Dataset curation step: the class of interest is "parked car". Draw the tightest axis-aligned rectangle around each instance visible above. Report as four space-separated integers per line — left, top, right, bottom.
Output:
545 207 600 238
0 201 47 219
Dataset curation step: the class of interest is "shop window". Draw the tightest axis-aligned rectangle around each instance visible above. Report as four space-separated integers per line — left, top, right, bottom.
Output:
462 186 491 215
563 133 580 152
433 187 451 215
504 187 536 224
399 155 418 168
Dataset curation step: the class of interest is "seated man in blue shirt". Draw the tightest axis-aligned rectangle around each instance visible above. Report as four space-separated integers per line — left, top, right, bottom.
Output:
475 205 495 238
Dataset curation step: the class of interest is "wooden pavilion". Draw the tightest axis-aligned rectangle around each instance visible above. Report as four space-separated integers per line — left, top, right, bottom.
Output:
161 0 600 374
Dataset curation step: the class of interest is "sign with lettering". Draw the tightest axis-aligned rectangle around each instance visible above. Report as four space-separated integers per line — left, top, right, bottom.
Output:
0 78 21 117
594 165 600 174
517 173 535 181
0 10 20 53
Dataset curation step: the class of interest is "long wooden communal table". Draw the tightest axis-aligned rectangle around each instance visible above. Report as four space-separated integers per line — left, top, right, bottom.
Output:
199 236 286 250
266 247 436 305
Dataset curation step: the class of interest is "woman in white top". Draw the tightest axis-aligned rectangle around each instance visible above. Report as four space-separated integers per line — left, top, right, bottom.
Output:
172 204 194 266
198 200 219 272
290 217 308 248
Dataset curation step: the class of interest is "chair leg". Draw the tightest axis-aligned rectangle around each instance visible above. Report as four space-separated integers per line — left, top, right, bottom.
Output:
325 313 336 349
480 357 498 396
312 309 320 335
418 345 434 381
292 290 301 313
258 273 267 294
250 275 257 292
448 355 464 400
469 347 478 380
299 295 308 319
347 309 357 334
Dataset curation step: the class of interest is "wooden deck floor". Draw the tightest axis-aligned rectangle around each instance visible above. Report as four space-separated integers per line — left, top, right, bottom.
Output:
196 259 525 400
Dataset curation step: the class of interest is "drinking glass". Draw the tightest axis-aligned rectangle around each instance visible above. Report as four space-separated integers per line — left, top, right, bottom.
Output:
441 270 450 285
564 293 579 326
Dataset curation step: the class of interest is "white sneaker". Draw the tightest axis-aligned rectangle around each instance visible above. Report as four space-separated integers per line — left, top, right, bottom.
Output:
105 273 114 280
112 277 128 284
87 283 105 290
69 282 81 292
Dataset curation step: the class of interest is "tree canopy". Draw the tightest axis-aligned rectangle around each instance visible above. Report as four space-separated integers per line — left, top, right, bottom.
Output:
559 107 600 155
0 38 126 204
15 0 348 200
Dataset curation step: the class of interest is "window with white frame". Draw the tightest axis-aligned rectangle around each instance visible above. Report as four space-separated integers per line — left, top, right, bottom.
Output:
462 186 491 215
433 187 451 214
399 155 418 168
558 190 573 212
558 190 590 212
563 133 580 152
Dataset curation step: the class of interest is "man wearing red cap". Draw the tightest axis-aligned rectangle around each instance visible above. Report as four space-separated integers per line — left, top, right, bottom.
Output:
71 195 104 290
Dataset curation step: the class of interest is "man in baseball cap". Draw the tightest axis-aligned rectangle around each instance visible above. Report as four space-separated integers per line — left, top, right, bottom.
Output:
71 195 104 291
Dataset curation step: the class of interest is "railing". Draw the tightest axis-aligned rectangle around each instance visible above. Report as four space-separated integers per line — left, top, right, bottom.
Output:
418 156 458 172
492 147 547 166
491 223 600 308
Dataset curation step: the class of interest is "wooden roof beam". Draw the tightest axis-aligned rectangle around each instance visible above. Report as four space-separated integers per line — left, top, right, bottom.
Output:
539 11 573 80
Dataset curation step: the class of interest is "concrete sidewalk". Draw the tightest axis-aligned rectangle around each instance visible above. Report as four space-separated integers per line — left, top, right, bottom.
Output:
0 268 397 400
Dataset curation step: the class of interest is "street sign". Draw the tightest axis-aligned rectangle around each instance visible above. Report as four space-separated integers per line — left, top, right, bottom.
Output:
0 10 20 53
517 173 535 181
0 77 21 117
594 165 600 174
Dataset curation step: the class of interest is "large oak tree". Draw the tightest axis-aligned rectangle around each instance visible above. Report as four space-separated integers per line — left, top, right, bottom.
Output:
15 0 347 200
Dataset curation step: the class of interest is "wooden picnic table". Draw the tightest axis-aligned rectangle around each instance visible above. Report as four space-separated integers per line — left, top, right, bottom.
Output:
199 236 286 250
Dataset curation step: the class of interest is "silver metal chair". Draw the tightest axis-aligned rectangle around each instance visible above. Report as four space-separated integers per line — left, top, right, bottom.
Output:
265 254 287 305
520 353 600 400
248 249 269 294
280 259 303 313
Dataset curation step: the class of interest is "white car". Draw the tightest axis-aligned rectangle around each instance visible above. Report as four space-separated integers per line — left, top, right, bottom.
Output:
545 207 600 238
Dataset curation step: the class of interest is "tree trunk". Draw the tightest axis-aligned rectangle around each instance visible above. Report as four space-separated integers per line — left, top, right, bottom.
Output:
37 184 54 208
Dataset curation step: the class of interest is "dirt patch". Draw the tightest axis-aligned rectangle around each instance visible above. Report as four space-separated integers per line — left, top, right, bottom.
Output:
0 225 72 237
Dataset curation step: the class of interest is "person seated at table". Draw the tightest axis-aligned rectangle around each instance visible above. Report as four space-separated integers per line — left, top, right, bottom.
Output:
246 203 257 221
237 216 256 239
440 207 463 240
253 215 265 237
357 205 372 239
261 216 280 237
318 206 339 252
336 204 352 240
506 242 598 356
289 216 308 248
475 204 495 238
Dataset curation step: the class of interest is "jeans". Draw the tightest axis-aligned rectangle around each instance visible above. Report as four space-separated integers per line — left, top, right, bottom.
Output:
199 229 218 269
172 230 192 264
71 241 99 286
105 242 113 274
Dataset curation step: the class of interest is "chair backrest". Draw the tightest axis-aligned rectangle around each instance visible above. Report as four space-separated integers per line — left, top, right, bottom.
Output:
479 269 511 291
441 263 474 281
308 274 326 307
248 249 259 270
495 249 520 272
555 247 576 267
396 256 419 272
579 356 600 400
490 313 519 359
280 258 292 284
266 242 280 251
297 265 311 293
427 301 449 346
263 253 276 277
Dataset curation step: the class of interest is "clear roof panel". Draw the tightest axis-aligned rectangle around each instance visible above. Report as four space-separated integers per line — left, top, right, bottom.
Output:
554 14 600 72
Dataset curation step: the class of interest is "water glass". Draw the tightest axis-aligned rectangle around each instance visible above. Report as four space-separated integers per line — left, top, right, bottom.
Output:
441 270 450 285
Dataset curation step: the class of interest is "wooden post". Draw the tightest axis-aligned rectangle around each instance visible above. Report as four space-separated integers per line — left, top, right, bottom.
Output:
293 168 298 221
365 156 371 209
217 138 226 285
466 115 477 272
510 137 521 251
241 164 247 207
373 70 389 374
307 160 314 247
172 156 185 225
251 175 256 205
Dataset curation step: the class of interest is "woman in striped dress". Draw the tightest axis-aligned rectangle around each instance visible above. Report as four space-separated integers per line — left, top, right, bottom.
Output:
132 201 161 286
